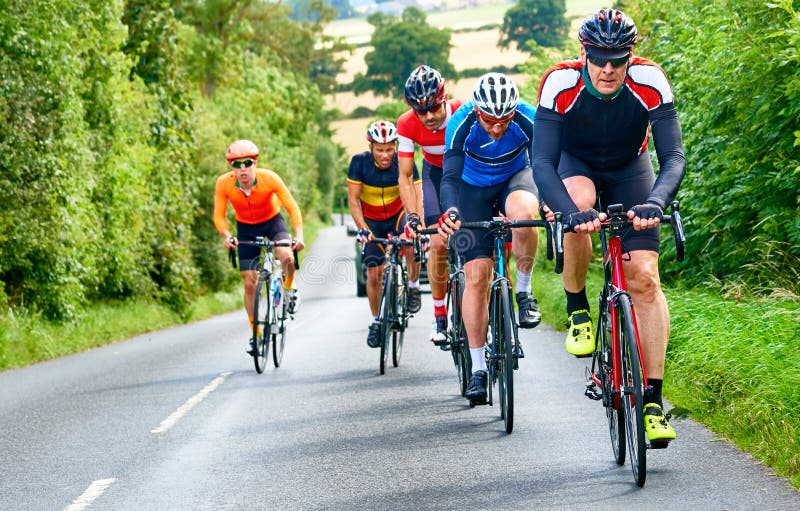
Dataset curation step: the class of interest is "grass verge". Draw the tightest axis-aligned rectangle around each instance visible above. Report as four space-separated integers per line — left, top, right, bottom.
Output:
531 245 800 489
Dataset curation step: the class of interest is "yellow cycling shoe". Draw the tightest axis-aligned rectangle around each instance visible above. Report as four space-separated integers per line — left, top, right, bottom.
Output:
565 310 595 357
644 403 677 443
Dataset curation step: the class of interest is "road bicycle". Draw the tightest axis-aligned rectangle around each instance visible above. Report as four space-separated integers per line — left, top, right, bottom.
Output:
583 201 685 487
361 235 418 374
453 216 563 433
232 238 299 374
422 214 563 401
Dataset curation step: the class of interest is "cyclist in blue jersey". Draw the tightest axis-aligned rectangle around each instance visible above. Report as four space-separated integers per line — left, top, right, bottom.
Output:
532 9 686 443
438 72 542 404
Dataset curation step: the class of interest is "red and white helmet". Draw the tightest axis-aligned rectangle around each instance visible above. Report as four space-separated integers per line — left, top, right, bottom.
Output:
226 139 259 161
366 120 398 144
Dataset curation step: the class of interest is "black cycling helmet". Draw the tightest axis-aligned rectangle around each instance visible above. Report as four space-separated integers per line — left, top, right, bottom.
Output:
579 8 638 58
404 65 446 111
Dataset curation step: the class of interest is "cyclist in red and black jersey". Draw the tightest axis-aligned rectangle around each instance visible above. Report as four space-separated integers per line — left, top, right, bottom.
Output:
397 65 464 345
532 9 686 443
348 121 422 348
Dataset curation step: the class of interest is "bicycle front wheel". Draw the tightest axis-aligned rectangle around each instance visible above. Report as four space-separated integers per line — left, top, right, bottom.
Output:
495 280 515 434
450 271 469 396
598 299 625 465
617 293 646 487
252 274 271 374
392 267 405 367
378 267 394 375
272 278 287 368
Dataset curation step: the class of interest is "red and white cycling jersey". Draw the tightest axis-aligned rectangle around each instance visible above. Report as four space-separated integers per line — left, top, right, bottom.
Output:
396 100 463 167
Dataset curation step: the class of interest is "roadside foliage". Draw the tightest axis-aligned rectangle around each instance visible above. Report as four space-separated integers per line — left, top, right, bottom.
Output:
0 0 344 321
618 0 800 294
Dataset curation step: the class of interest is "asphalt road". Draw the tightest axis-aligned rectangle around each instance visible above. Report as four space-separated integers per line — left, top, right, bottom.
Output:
1 225 798 510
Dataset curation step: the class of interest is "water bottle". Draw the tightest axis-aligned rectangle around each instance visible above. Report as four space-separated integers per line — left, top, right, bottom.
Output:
272 278 281 308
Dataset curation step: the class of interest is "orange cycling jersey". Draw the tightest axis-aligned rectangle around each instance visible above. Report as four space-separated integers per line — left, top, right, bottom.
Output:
213 168 302 234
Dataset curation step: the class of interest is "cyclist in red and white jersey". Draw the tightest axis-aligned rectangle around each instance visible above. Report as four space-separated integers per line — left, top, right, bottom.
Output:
396 65 463 346
532 9 686 443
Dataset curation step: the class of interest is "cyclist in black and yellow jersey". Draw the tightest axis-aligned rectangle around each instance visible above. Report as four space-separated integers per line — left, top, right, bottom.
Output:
347 121 423 348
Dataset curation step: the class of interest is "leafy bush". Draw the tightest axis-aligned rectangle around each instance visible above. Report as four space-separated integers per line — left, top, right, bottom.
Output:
617 0 800 294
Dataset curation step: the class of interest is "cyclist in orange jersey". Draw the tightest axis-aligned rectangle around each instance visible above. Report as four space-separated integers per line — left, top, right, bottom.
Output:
214 139 305 354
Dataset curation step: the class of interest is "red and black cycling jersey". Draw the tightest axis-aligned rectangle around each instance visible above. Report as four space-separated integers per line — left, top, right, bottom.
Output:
532 57 686 215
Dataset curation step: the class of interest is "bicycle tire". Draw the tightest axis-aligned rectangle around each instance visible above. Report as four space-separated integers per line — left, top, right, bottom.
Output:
379 266 394 375
450 271 469 396
272 277 287 368
392 265 406 367
598 300 625 465
618 293 647 487
252 273 271 374
496 279 515 434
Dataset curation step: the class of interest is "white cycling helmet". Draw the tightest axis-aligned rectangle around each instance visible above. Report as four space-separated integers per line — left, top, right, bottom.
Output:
366 120 398 144
472 72 519 120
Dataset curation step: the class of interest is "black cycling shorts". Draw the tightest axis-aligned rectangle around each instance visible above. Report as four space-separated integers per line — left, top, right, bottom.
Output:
455 168 539 263
363 212 407 267
557 151 660 253
422 160 444 227
236 214 291 271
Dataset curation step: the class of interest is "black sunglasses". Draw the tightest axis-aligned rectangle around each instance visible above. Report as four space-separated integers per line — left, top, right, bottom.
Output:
231 158 255 169
414 102 444 115
586 53 630 69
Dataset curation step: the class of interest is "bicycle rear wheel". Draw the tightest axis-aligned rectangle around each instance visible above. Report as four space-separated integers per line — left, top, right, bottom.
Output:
496 280 515 434
596 298 625 465
379 267 394 375
272 278 287 368
252 274 271 374
617 293 646 487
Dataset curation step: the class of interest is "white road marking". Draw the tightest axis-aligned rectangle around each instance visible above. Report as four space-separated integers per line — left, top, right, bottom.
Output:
63 478 115 511
151 372 231 434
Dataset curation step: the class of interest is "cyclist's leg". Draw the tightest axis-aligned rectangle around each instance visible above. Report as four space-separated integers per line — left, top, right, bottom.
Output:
604 155 675 441
422 161 449 332
557 154 598 354
236 220 266 333
457 181 498 401
363 218 391 318
601 156 666 384
463 257 492 401
500 169 541 328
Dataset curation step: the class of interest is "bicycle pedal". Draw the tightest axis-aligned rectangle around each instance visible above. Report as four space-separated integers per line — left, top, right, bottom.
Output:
649 440 670 450
584 386 603 401
512 346 525 359
439 343 451 351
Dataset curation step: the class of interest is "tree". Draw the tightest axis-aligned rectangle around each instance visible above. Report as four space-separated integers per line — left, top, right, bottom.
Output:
500 0 568 51
352 7 456 99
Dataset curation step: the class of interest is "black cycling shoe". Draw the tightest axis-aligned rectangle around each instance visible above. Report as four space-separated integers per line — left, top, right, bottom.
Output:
516 292 541 329
407 287 422 314
246 337 256 356
366 322 381 348
465 370 488 405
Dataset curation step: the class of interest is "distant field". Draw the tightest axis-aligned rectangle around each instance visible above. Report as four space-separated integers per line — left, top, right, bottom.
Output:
329 0 596 156
326 0 599 41
326 1 515 41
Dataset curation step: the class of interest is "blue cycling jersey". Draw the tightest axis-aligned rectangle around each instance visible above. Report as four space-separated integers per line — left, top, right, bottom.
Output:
439 100 536 211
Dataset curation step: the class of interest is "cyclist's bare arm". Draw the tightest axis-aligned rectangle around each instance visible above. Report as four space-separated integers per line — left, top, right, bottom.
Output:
347 181 370 234
398 156 422 220
270 173 305 251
